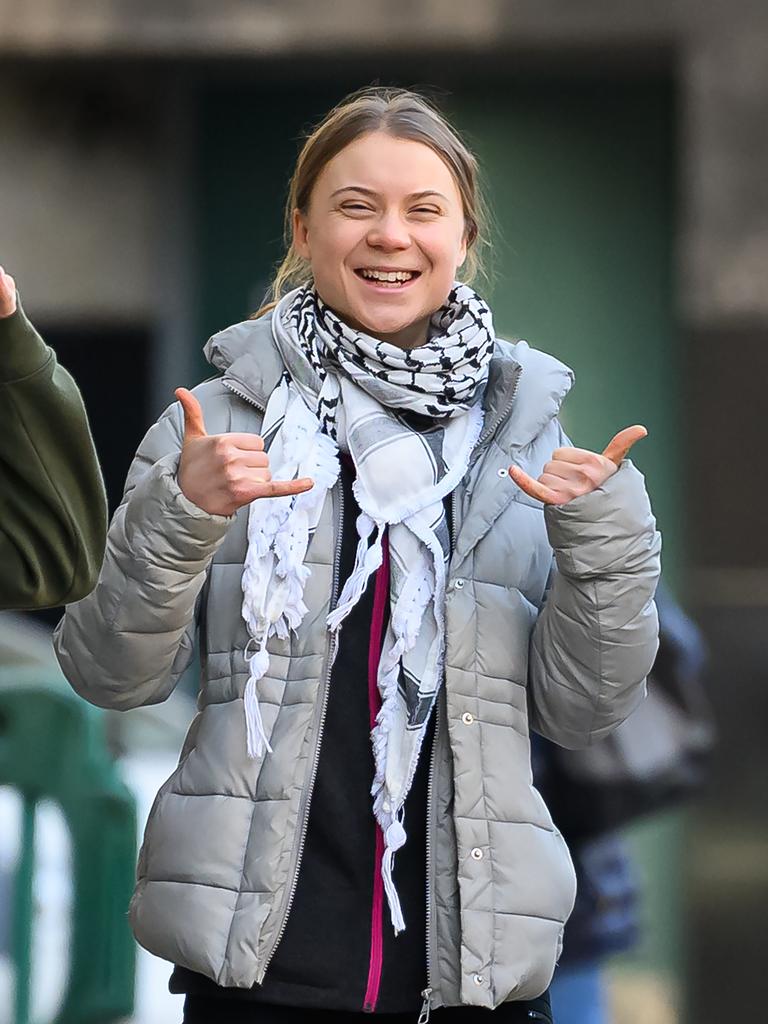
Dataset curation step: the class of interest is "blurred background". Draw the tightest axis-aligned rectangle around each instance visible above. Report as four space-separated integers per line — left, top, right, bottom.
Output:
0 1 766 1022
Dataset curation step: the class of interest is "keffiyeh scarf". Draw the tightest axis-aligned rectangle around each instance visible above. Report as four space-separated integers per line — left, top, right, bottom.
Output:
240 283 494 931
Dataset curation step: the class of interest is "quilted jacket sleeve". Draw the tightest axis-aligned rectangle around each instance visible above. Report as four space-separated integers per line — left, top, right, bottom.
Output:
53 399 232 710
527 427 662 749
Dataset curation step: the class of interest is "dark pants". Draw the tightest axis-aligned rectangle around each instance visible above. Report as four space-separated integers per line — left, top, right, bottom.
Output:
182 993 553 1023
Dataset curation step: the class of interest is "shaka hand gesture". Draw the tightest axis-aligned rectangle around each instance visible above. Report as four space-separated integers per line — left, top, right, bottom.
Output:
175 387 314 517
508 425 647 506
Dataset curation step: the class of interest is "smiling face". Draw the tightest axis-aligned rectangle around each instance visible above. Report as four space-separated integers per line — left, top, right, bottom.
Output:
292 131 468 349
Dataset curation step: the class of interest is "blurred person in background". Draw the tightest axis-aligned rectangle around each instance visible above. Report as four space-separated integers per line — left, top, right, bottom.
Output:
541 584 710 1024
0 266 106 610
54 88 661 1023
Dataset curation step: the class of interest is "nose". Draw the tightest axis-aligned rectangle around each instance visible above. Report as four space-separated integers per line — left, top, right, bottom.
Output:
366 210 411 252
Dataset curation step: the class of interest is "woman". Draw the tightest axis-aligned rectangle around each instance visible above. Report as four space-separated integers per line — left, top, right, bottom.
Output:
54 87 661 1022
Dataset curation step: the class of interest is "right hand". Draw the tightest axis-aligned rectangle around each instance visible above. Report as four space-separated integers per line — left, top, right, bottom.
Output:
0 267 17 318
175 387 314 516
508 425 647 506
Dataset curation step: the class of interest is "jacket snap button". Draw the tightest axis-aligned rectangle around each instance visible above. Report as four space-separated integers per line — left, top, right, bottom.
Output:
454 578 465 589
461 712 474 725
497 467 509 477
473 973 484 985
471 847 483 860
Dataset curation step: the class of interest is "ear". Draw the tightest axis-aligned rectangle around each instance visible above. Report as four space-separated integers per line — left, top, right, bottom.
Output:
293 208 311 260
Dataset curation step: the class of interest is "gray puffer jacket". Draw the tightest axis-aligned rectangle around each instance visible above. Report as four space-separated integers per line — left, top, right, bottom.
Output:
54 313 661 1010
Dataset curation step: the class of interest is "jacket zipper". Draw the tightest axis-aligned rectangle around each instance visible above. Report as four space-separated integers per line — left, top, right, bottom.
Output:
418 986 433 1022
222 378 346 983
423 650 443 999
475 363 523 452
363 826 385 1011
457 364 522 534
222 378 266 416
422 495 458 1013
363 532 390 1012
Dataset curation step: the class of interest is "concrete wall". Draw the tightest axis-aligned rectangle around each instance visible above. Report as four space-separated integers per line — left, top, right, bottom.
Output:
0 76 158 321
2 1 767 327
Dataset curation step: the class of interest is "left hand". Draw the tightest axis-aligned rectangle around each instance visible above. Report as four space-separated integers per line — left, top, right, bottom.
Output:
508 425 648 506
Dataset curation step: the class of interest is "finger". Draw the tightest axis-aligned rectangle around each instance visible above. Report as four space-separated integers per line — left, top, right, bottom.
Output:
260 477 315 499
602 425 648 466
550 446 601 464
539 473 581 494
218 432 265 452
508 464 559 505
213 438 269 464
175 387 208 441
542 460 594 483
233 450 269 469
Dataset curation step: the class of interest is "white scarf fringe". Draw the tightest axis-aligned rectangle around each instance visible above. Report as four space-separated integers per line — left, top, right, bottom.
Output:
326 514 383 632
240 387 341 759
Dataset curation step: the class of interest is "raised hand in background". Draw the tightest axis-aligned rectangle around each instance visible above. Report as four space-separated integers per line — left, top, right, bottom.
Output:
0 267 17 318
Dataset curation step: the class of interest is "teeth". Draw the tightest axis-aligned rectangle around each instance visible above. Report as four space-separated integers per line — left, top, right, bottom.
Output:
361 269 415 282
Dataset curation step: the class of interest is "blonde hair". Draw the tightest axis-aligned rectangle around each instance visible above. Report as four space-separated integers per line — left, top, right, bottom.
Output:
254 86 489 317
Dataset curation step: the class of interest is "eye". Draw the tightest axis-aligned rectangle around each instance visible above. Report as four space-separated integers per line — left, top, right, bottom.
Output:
410 205 442 217
340 202 373 214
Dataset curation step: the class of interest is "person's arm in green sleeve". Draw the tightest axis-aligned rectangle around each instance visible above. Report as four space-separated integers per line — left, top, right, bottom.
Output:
0 266 107 609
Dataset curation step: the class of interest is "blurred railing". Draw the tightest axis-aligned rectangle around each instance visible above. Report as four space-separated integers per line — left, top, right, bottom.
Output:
0 668 136 1024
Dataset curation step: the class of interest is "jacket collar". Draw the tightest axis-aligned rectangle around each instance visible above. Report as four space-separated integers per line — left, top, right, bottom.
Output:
205 312 282 411
204 312 575 451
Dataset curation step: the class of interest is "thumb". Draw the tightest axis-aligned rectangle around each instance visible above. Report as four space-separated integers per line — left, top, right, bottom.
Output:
0 267 17 315
601 424 648 467
175 387 208 441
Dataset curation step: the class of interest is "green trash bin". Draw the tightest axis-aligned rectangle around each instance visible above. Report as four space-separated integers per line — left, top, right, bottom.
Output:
0 667 137 1024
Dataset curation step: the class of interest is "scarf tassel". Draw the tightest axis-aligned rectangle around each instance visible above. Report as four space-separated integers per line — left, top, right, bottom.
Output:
244 645 273 759
326 514 383 632
381 816 407 934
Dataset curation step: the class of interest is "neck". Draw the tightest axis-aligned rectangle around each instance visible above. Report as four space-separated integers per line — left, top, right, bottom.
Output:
371 318 430 350
337 310 431 350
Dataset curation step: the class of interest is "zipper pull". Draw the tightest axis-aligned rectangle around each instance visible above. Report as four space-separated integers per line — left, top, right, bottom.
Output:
417 987 433 1023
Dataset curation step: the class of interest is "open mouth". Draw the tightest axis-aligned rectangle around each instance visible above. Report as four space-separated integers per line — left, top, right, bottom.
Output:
355 268 422 289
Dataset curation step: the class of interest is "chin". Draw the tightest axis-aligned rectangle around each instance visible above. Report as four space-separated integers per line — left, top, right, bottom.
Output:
359 313 414 336
354 301 426 335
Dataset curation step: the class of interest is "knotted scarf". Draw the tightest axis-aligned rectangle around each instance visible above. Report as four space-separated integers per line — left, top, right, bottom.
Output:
240 283 494 931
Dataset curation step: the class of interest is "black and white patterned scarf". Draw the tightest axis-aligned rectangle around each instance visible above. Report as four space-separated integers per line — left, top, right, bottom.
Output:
240 284 494 932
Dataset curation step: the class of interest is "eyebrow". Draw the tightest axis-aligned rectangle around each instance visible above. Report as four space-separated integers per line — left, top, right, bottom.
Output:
330 186 450 202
